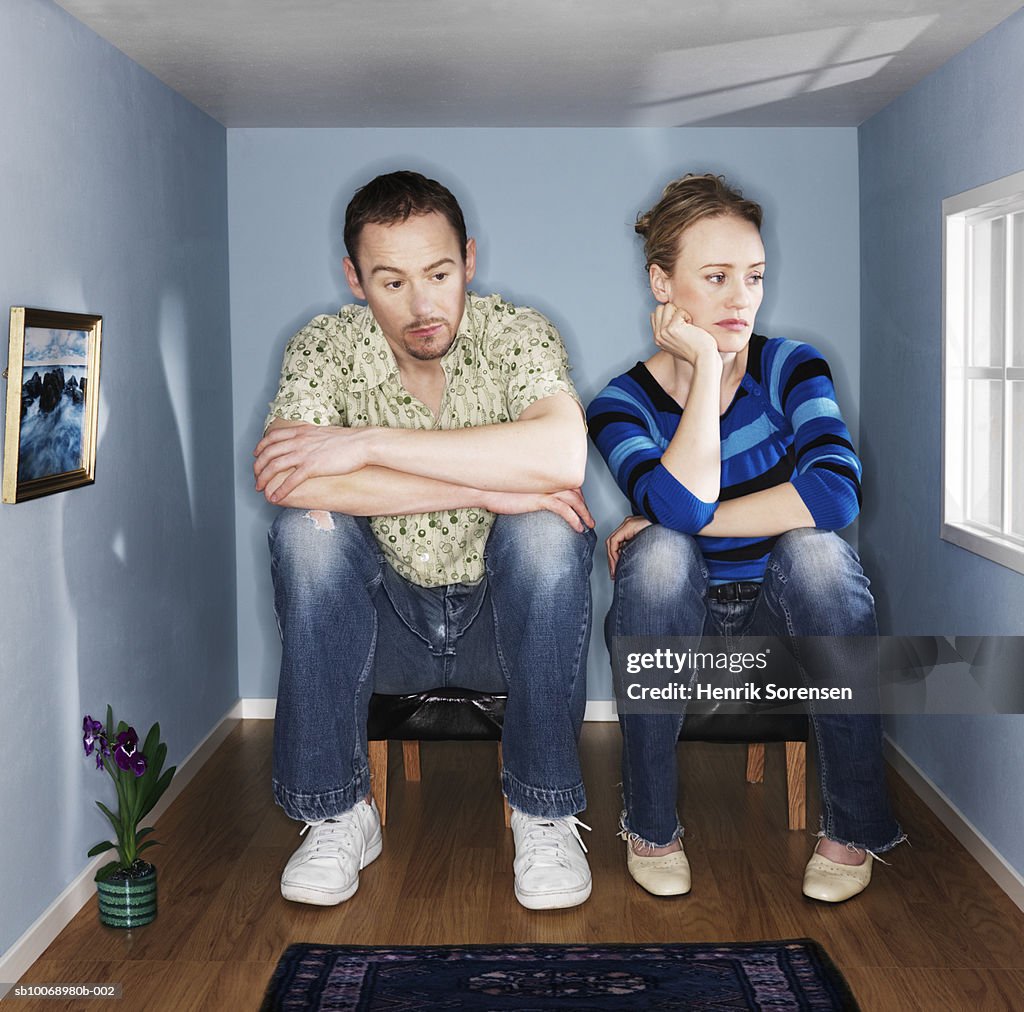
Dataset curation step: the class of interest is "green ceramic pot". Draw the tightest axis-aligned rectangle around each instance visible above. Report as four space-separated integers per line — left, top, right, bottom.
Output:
96 863 157 928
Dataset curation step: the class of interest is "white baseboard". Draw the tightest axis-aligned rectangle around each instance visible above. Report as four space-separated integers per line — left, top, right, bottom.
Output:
0 701 243 993
584 699 618 721
239 697 619 721
884 734 1024 914
241 697 277 719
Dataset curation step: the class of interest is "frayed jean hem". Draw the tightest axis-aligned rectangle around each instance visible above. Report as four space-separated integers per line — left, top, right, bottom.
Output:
815 820 908 858
502 769 586 819
618 809 684 850
273 766 372 823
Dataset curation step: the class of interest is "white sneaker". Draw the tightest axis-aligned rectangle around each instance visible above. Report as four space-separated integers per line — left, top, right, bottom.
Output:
280 799 382 905
511 809 592 910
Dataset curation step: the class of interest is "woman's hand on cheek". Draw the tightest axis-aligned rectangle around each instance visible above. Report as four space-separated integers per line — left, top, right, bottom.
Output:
651 303 719 365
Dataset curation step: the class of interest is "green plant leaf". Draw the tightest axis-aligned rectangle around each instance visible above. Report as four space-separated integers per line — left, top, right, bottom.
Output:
94 860 121 882
123 767 138 822
135 732 163 811
112 767 130 831
87 840 115 857
137 840 163 853
141 741 166 790
138 766 176 821
95 801 123 838
136 827 157 841
141 722 160 765
106 704 114 737
132 725 161 811
138 726 159 779
132 770 148 827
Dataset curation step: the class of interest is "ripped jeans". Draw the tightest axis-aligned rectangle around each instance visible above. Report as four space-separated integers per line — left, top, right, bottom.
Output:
269 509 595 823
607 526 903 852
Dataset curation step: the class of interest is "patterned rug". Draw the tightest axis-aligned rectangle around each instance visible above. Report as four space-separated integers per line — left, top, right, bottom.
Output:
261 939 860 1010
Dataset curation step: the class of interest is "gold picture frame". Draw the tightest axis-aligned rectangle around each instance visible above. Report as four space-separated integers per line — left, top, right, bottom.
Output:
3 307 102 503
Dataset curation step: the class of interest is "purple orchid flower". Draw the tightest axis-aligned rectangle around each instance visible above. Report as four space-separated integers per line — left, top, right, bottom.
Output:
113 727 147 777
82 716 104 755
83 716 111 768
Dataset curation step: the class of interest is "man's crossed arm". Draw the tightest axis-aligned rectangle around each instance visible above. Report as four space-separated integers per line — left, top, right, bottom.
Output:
253 392 594 532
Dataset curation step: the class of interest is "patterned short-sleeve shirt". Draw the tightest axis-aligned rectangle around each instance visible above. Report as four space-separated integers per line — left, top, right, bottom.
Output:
266 292 581 587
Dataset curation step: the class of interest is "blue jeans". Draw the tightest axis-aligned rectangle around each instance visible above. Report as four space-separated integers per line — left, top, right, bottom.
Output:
269 509 595 823
608 526 903 852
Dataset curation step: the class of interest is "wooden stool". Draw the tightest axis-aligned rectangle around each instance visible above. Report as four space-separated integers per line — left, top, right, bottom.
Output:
681 711 808 830
366 689 509 827
366 689 807 830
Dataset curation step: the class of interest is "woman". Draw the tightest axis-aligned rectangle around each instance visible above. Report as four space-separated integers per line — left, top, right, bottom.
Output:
587 173 903 901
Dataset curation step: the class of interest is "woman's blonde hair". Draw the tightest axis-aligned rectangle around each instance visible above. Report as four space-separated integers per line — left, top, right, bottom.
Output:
636 173 763 273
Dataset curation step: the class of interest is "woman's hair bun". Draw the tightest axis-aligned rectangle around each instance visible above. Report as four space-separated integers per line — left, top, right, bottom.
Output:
634 173 762 272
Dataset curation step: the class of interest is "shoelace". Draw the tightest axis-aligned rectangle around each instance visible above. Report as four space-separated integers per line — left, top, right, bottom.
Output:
298 815 359 859
517 815 591 866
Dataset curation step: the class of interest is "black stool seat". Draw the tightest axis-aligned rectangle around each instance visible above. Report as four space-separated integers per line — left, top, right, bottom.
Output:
680 711 808 743
368 689 506 742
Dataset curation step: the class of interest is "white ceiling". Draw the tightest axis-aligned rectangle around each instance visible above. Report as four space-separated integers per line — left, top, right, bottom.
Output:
55 0 1023 127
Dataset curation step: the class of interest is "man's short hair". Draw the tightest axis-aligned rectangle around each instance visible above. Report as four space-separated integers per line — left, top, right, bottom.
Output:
344 170 469 277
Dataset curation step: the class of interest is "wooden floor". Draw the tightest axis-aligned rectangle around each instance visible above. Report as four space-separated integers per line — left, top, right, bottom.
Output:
15 720 1024 1010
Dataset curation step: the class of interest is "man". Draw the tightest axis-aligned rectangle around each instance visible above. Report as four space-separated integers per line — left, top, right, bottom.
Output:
254 170 596 910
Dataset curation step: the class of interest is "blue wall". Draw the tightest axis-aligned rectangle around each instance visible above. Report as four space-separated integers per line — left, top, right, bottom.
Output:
859 9 1024 873
228 126 861 703
0 0 236 958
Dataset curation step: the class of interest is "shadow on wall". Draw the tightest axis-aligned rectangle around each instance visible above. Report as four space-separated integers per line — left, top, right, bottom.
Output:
856 424 891 628
61 283 222 793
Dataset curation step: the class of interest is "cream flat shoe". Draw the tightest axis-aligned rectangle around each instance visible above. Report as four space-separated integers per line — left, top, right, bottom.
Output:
802 849 872 903
626 843 691 896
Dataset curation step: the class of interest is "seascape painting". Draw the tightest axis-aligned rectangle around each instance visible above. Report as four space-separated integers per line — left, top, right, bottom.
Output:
3 307 102 503
18 326 90 482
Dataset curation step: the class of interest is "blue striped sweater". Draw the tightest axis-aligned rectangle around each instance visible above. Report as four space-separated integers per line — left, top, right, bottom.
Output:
586 335 862 585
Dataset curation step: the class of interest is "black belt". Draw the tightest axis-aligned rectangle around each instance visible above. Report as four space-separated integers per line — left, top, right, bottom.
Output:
707 581 761 602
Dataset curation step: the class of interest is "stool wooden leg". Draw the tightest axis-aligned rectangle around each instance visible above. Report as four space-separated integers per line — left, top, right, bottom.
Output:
402 741 421 781
368 740 388 827
786 740 806 831
497 743 511 829
745 742 765 783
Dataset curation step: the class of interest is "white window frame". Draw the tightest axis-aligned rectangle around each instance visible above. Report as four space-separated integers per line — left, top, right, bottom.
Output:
942 170 1024 575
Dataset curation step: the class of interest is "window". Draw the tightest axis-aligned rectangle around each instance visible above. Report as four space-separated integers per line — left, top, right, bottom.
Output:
942 170 1024 574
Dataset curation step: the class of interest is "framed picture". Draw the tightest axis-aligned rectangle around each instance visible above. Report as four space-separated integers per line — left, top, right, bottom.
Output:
2 307 102 503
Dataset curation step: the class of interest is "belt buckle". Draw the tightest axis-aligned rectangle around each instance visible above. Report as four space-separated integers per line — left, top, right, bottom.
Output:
710 581 758 603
